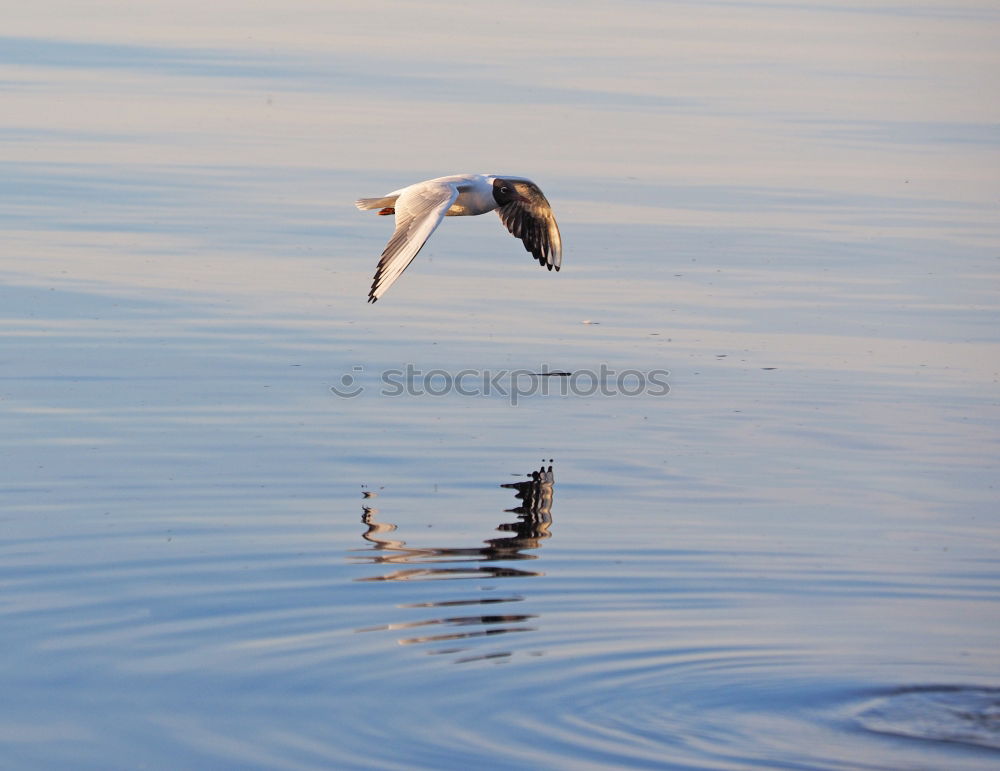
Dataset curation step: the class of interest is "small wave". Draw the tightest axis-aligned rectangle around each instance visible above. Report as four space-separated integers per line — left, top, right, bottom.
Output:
855 685 1000 751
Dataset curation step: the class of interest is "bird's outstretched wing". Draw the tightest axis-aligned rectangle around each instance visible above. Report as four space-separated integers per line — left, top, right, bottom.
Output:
368 181 459 302
496 180 562 271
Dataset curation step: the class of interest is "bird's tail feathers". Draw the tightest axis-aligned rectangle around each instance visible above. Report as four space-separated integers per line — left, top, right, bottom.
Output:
355 196 398 211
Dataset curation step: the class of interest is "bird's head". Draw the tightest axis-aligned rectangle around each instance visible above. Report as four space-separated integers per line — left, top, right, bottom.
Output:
492 178 530 206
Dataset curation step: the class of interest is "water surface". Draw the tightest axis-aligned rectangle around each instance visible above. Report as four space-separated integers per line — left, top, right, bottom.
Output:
2 2 999 769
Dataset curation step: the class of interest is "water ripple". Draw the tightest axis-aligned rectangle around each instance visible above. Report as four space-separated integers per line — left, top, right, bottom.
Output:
856 686 1000 751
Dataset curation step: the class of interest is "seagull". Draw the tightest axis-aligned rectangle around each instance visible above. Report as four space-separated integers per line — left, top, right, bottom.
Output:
355 174 562 303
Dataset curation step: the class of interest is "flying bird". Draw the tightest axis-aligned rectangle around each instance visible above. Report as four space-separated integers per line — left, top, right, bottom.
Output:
355 174 562 302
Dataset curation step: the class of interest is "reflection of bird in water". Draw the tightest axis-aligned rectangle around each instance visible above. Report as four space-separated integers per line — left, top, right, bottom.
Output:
502 462 554 517
358 462 554 578
353 462 555 662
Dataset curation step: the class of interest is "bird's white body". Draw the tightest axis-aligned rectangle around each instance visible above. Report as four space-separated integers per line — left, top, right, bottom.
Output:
386 174 498 217
356 173 561 303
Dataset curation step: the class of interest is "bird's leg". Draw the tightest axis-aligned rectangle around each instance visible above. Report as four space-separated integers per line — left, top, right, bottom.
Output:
378 207 395 216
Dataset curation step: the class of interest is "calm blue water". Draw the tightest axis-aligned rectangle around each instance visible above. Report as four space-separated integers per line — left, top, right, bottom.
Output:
2 2 999 768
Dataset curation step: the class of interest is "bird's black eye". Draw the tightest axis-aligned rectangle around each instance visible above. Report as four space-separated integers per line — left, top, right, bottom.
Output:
501 187 509 194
